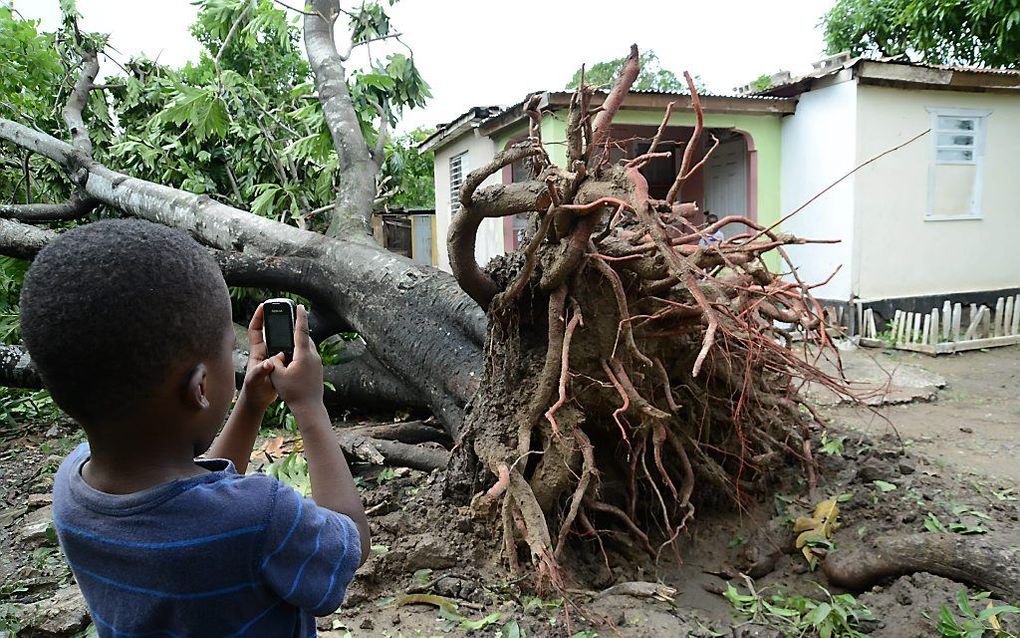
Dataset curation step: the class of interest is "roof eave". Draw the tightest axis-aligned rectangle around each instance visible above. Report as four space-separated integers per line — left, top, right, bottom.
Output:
478 90 797 139
856 60 1020 92
418 106 501 153
758 58 1020 97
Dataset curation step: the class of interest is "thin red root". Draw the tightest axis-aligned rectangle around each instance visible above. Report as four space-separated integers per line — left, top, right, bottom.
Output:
486 464 511 498
545 302 584 435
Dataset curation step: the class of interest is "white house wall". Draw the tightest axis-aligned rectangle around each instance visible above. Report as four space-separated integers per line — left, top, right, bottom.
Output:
853 85 1020 301
432 131 499 273
779 79 858 301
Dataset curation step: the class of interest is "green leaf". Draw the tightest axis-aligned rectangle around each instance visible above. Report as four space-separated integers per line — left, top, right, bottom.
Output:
158 86 228 141
460 612 501 631
925 512 948 532
804 601 832 627
872 480 897 492
977 604 1020 621
249 184 281 218
957 589 975 617
500 620 523 638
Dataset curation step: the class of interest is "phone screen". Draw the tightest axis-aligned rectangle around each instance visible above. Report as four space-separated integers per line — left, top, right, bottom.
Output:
265 309 294 351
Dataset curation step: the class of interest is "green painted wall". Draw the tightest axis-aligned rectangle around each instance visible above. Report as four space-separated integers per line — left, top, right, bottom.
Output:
492 123 528 155
492 108 784 267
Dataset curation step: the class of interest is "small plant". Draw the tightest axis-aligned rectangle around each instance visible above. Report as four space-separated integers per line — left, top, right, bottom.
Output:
872 480 897 493
935 590 1019 637
500 620 524 638
925 507 990 535
0 602 23 637
260 401 297 433
376 466 400 484
318 334 358 366
724 581 874 638
0 256 29 343
265 451 310 496
820 433 847 456
0 387 62 426
992 488 1017 501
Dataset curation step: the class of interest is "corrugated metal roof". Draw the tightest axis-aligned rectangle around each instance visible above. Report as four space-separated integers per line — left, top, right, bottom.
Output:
925 63 1020 75
626 87 785 100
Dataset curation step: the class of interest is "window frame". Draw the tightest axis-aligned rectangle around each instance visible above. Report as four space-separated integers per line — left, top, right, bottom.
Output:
449 151 469 214
924 107 990 222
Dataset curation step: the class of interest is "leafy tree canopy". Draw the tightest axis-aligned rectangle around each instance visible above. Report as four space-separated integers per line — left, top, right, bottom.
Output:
0 0 433 234
378 127 434 211
566 49 703 93
822 0 1020 68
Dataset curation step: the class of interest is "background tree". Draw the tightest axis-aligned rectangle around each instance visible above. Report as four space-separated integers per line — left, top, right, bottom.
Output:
566 49 704 93
377 127 435 211
822 0 1020 67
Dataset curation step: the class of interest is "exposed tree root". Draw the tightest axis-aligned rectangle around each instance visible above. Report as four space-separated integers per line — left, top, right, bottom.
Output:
445 45 861 586
823 533 1020 602
336 430 449 472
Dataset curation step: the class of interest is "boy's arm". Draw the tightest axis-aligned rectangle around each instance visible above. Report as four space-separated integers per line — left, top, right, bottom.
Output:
206 305 279 473
270 305 371 564
292 401 371 564
206 386 269 473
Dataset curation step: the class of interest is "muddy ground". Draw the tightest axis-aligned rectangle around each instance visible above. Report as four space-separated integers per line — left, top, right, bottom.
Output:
1 345 1018 637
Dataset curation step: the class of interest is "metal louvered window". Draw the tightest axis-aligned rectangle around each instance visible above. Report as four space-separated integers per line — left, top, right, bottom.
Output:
926 107 989 221
449 151 468 213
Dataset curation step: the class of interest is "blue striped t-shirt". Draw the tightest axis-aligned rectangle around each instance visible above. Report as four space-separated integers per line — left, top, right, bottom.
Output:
53 443 361 637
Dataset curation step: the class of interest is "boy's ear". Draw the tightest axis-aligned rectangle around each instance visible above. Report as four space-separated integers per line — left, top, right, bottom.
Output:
184 363 210 410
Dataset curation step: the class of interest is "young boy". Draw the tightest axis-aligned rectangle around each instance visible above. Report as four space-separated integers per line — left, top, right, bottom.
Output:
19 219 370 637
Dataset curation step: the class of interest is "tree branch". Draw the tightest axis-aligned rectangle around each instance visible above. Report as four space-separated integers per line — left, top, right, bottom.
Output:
342 32 403 61
324 346 428 409
0 120 75 167
62 49 100 156
449 143 548 309
336 429 448 471
0 191 97 222
0 117 483 438
0 218 57 259
590 44 640 162
214 1 252 72
305 0 378 241
371 100 388 170
0 344 41 389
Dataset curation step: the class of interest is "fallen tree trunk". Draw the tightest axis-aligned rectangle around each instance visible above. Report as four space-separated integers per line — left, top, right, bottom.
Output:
0 118 483 437
823 532 1020 602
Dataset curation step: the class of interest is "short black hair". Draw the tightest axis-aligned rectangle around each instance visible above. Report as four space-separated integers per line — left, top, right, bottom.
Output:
20 219 231 423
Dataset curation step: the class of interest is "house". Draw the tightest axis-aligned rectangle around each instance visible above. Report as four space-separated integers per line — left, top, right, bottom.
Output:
419 95 794 271
422 56 1020 329
761 54 1020 325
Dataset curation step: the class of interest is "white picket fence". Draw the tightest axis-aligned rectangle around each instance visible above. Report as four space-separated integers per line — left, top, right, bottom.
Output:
860 295 1020 354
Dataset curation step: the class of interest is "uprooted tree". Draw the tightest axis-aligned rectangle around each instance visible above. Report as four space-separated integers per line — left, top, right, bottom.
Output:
2 0 1017 601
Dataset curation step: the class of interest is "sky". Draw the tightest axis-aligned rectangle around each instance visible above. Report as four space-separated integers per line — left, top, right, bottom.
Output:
20 0 837 132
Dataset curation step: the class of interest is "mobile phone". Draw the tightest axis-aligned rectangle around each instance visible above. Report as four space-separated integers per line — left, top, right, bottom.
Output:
263 298 296 363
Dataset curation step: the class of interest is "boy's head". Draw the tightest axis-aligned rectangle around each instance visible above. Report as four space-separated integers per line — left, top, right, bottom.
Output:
20 219 235 452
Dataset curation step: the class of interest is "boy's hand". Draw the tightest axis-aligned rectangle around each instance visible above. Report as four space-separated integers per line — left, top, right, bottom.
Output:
268 304 323 413
238 304 279 412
